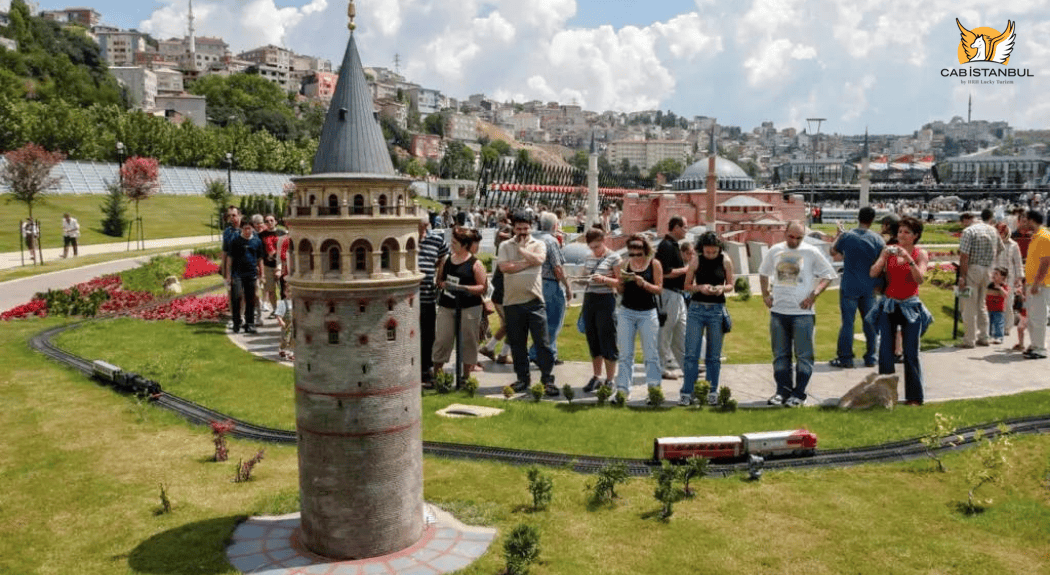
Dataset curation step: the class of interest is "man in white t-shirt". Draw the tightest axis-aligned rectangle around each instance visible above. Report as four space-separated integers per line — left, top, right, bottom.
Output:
758 221 838 407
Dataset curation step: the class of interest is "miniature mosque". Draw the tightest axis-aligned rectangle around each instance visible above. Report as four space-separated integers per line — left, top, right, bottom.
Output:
620 156 807 247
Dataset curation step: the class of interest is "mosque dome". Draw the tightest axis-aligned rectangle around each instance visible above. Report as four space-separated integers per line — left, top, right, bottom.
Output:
672 157 755 192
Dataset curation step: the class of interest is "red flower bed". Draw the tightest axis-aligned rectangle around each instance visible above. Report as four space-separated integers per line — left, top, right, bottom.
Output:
183 254 220 279
133 294 228 323
0 299 47 320
4 256 228 321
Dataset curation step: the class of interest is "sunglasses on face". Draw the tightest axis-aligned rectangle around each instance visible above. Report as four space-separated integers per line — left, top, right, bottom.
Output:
628 251 644 257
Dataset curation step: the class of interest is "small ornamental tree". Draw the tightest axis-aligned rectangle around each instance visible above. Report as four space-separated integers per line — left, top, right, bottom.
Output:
1 143 66 220
121 156 160 245
203 178 230 230
100 182 128 237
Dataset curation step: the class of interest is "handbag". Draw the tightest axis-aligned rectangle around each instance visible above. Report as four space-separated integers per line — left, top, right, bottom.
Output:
721 306 732 333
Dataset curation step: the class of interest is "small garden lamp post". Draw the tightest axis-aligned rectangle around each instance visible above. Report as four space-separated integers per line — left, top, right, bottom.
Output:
226 152 233 196
116 142 126 186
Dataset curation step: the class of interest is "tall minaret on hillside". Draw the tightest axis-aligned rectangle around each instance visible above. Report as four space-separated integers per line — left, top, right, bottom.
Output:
286 0 425 560
186 0 197 70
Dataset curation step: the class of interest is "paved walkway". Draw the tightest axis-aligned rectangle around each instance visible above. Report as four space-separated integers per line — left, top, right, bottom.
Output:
228 315 1050 408
0 235 215 313
227 506 496 575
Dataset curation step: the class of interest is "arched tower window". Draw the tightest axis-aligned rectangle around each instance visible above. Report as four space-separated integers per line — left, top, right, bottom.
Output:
352 194 365 215
405 237 418 272
378 194 388 214
320 239 341 275
328 194 338 208
380 238 399 272
349 239 373 275
298 239 314 275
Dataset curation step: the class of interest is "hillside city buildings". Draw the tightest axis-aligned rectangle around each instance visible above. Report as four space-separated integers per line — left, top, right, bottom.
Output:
4 3 1048 188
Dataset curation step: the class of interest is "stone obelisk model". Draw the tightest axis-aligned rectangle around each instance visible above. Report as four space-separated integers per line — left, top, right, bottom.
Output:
286 3 424 559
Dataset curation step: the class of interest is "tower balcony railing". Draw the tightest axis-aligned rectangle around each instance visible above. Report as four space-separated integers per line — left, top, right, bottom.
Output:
293 205 420 218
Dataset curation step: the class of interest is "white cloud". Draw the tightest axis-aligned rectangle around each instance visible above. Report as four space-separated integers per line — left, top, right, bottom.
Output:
743 38 817 87
651 13 722 60
841 74 876 121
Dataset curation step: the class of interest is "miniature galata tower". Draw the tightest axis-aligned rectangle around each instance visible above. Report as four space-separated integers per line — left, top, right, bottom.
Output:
285 3 425 559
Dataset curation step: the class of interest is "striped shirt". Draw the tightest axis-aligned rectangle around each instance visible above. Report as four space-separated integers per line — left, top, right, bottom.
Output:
959 222 1003 268
583 251 622 295
536 232 564 281
418 230 448 304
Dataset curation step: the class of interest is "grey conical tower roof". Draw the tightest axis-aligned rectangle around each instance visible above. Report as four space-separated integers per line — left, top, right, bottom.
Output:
312 32 395 175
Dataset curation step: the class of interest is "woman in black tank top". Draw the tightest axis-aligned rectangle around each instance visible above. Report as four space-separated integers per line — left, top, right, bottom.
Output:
433 227 487 381
680 232 734 406
612 234 664 403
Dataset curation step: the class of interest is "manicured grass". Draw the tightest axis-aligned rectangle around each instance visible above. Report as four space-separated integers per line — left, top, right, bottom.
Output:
548 283 961 366
1 194 217 252
53 304 1050 460
3 317 1050 574
812 223 961 245
54 319 296 431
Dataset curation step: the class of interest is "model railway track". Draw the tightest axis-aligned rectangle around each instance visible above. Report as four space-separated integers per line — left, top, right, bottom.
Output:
30 318 1050 477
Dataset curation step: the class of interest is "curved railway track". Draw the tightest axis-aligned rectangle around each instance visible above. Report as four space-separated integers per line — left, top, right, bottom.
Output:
29 313 1050 478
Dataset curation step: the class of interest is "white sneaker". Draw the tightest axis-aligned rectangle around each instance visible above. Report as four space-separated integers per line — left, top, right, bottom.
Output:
785 396 804 408
707 392 719 406
678 395 693 406
768 394 785 406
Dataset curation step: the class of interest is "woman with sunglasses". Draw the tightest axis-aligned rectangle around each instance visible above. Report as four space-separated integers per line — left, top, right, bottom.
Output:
613 234 663 404
680 232 734 406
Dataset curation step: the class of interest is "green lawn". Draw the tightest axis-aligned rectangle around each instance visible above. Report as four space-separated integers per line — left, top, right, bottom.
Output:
553 283 961 366
52 279 1046 462
2 194 218 252
3 318 1050 574
812 222 961 245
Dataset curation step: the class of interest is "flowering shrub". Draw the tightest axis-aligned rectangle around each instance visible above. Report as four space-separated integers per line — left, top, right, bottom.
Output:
133 295 228 323
3 257 225 321
211 419 236 462
182 254 220 279
234 450 265 483
0 299 47 320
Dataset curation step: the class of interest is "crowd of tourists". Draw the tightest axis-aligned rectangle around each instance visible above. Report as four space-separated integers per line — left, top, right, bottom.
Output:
217 196 1050 407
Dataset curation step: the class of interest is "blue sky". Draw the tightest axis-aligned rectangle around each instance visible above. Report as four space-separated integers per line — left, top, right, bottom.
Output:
16 0 1050 136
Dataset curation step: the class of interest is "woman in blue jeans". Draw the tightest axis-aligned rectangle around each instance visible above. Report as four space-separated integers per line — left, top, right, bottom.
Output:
680 232 735 406
614 234 663 404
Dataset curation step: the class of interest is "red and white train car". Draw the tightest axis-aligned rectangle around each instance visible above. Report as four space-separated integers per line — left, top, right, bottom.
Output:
653 429 818 462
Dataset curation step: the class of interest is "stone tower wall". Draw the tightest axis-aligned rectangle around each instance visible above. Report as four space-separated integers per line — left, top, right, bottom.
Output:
289 175 425 560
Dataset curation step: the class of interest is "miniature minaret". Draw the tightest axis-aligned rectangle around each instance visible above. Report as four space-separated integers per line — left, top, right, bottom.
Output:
286 1 424 559
705 121 717 228
859 129 871 208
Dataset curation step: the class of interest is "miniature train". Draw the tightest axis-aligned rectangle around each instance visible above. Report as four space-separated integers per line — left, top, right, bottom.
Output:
653 429 818 462
91 360 162 397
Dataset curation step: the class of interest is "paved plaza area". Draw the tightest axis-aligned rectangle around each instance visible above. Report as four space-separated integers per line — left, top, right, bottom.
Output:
227 506 497 575
229 317 1050 408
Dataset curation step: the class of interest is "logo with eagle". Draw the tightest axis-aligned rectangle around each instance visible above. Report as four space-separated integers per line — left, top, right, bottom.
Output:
956 19 1015 65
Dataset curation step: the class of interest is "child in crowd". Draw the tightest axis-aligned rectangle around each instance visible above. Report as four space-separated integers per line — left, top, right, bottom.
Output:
1012 288 1028 352
275 279 293 361
680 240 696 305
986 267 1009 344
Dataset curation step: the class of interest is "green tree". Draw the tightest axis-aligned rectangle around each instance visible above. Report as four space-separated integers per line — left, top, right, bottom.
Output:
203 179 230 230
423 111 447 137
1 142 65 219
99 182 128 237
440 140 475 180
648 157 684 182
568 149 589 172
